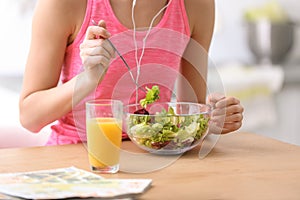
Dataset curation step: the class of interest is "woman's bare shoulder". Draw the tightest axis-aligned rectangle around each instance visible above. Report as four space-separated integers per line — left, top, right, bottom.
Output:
185 0 215 12
185 0 215 26
33 0 87 43
184 0 215 50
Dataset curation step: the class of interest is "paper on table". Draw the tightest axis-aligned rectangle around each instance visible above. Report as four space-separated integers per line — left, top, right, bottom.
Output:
0 167 152 199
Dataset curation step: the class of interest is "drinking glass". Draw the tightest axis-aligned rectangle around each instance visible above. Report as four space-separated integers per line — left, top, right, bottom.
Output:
86 99 123 173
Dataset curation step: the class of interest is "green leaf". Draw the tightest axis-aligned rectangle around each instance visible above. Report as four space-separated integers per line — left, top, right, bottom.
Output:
140 85 160 108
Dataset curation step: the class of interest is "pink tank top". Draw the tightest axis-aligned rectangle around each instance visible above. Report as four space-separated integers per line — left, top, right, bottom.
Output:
47 0 190 145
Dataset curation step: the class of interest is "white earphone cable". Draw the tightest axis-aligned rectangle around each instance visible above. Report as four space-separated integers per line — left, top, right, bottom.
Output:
131 0 172 103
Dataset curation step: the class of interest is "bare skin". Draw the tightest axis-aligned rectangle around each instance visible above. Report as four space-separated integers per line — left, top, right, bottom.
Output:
19 0 243 134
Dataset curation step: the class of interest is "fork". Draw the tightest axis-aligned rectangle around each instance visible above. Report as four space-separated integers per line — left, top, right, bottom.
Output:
91 20 146 93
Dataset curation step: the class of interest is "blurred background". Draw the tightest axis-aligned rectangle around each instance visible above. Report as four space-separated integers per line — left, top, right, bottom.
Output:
0 0 299 147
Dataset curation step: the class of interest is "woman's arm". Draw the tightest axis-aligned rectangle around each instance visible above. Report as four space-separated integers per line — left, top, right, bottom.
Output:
19 0 79 132
19 0 113 133
177 0 215 103
180 0 244 134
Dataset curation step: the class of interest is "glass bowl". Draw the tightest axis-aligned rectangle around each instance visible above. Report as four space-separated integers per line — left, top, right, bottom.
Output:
124 102 212 155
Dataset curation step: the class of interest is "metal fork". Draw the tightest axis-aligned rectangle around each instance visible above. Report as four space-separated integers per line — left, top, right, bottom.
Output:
91 20 146 93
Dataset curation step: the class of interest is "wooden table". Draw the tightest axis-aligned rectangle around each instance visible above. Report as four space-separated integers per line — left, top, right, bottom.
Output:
1 132 300 200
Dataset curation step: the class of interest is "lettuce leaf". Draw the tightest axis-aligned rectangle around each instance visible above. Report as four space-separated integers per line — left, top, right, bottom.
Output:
140 85 160 108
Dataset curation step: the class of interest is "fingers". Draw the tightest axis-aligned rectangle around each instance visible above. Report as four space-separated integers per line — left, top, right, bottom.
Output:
80 40 115 57
215 96 240 109
80 40 115 58
80 41 114 68
212 104 243 116
206 93 225 105
221 121 243 134
97 20 107 29
223 113 243 123
208 94 244 134
209 119 243 135
80 20 116 70
85 25 111 40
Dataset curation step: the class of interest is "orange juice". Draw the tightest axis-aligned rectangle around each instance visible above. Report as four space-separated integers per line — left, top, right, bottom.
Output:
86 117 122 168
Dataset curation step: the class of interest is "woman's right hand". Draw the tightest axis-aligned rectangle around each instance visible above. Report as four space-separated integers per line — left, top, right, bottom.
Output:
79 20 115 85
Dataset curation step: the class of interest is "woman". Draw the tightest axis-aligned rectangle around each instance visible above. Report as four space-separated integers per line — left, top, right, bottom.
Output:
19 0 244 145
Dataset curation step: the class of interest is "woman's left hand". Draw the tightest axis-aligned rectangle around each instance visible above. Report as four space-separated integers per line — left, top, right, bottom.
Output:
207 93 244 134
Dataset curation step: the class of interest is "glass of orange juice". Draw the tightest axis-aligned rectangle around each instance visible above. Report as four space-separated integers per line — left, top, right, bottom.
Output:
86 99 123 173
